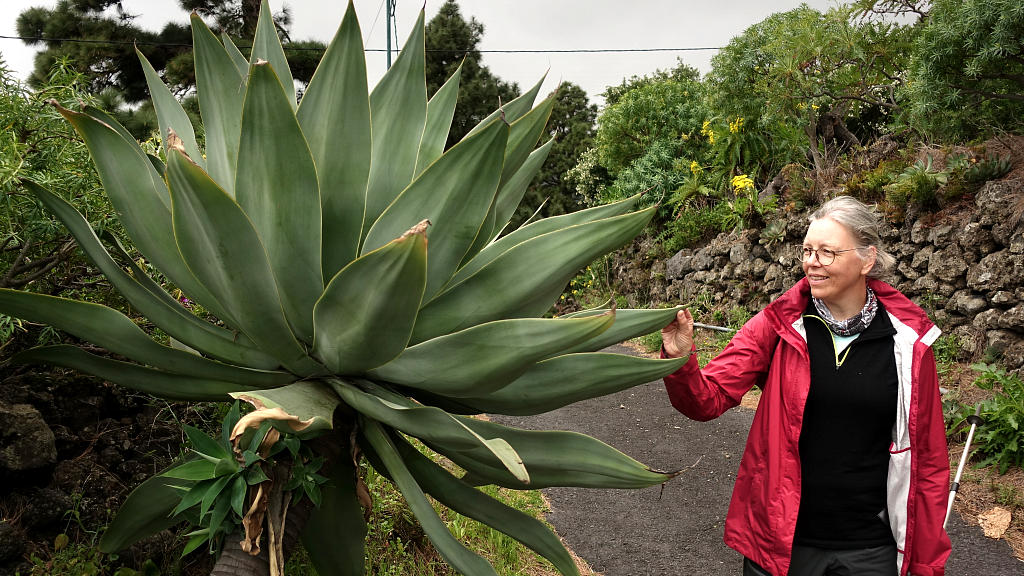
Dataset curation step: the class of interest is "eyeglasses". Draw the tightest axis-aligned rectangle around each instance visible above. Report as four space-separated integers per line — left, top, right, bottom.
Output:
800 246 858 266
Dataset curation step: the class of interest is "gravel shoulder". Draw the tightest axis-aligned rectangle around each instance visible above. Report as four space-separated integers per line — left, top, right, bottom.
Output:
490 344 1022 576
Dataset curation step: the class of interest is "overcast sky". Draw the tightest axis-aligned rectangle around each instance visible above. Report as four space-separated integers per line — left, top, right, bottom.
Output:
2 0 839 106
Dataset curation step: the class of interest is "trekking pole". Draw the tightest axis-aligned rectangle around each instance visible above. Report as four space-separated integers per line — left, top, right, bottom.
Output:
944 404 983 529
693 322 736 333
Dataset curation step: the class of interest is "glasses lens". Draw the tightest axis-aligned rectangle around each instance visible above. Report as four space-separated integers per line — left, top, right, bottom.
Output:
801 247 836 265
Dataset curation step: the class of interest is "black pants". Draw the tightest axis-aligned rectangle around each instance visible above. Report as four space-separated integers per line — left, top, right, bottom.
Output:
743 544 898 576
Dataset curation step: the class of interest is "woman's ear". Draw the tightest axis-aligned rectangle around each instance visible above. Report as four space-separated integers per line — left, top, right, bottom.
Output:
861 246 878 276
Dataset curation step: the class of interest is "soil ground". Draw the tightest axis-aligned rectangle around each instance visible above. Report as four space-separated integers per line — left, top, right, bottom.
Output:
492 344 1024 576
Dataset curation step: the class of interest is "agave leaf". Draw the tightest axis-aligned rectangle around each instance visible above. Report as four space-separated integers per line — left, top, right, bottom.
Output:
183 424 231 460
60 96 239 329
370 314 613 397
228 381 340 439
0 291 294 385
558 297 614 318
172 478 217 517
361 10 427 241
137 49 204 166
112 250 271 365
80 105 137 145
415 63 462 176
363 118 507 300
560 307 682 354
455 193 641 286
207 493 233 545
249 0 295 107
200 475 233 518
313 224 426 374
236 61 323 343
389 430 579 576
24 181 278 369
488 137 554 241
191 12 245 196
297 0 370 277
361 418 499 576
13 346 271 400
465 94 555 257
413 206 656 343
499 91 555 190
454 353 687 416
100 229 267 357
99 460 198 553
443 418 675 489
162 459 218 480
330 379 526 482
465 74 546 139
221 33 250 76
301 451 367 576
166 148 320 375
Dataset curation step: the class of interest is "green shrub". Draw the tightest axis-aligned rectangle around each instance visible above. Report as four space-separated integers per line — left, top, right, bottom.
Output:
951 364 1024 474
884 155 949 215
658 202 733 254
844 159 903 203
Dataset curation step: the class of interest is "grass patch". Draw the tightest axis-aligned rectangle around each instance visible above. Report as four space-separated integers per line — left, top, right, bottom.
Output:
285 439 562 576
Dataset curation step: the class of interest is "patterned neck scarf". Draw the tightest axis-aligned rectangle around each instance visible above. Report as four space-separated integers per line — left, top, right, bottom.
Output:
812 287 878 337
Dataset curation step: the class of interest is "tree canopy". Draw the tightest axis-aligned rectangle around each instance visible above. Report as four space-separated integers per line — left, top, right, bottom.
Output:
707 4 915 172
908 0 1024 137
16 0 321 103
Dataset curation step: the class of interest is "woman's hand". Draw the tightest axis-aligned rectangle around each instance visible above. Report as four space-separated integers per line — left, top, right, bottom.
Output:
661 308 694 359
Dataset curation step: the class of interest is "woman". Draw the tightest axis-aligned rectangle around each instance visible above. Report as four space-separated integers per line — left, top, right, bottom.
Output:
661 196 950 576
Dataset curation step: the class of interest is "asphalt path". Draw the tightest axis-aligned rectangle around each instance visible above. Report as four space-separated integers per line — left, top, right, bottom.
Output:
490 344 1022 576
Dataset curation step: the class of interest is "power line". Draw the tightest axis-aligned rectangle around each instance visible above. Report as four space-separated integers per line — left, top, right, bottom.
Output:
0 34 722 53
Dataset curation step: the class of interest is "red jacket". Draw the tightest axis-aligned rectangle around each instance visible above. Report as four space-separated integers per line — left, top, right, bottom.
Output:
664 278 951 575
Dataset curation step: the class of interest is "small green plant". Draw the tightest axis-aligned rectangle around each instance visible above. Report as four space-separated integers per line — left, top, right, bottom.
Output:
963 155 1012 184
844 159 902 202
758 219 787 248
721 175 776 231
24 534 162 576
160 401 328 556
932 333 964 367
632 331 664 353
959 364 1024 474
884 155 950 212
994 482 1024 508
726 305 752 329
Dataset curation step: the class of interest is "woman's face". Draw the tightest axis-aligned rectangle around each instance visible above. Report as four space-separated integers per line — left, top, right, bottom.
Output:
802 217 876 307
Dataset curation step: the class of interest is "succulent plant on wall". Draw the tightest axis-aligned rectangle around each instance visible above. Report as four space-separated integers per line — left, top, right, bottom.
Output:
0 1 686 574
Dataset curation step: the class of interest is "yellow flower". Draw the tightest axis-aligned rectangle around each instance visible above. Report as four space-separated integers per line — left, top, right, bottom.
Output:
731 174 755 192
690 160 701 175
811 103 820 111
729 117 744 134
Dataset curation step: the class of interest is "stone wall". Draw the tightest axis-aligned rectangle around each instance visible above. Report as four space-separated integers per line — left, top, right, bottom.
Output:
637 179 1024 370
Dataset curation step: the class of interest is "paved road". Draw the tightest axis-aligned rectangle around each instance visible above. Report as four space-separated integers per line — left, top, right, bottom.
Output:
491 344 1022 576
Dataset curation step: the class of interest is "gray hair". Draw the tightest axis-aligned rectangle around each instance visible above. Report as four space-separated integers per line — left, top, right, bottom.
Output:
809 196 895 278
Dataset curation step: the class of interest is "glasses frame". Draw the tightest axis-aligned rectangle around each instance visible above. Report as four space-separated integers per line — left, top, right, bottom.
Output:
800 246 859 266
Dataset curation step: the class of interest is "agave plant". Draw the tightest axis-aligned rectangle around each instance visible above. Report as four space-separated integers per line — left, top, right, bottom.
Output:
0 1 687 574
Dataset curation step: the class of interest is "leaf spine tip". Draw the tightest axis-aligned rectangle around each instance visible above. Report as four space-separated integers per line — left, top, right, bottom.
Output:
402 219 431 239
166 128 187 155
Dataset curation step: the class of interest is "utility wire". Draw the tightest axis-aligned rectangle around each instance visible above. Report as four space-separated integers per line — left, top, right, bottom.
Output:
0 34 722 53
